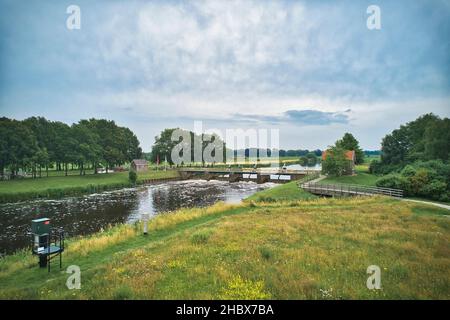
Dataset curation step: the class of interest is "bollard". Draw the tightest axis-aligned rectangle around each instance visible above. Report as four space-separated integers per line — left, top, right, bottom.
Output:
141 213 149 235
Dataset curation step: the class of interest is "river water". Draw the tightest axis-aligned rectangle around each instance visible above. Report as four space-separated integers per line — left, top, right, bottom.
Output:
0 180 275 255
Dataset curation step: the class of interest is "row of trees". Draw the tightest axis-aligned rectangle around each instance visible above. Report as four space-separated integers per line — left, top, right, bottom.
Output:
0 117 142 178
280 149 322 157
151 128 324 165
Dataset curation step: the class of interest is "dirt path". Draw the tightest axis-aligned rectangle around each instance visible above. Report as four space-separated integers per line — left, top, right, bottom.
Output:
307 175 327 184
401 199 450 211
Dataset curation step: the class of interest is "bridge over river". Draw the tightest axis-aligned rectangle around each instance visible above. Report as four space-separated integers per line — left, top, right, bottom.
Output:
178 168 318 183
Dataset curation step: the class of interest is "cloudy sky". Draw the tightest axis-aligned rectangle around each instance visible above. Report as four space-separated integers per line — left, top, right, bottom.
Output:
0 0 449 151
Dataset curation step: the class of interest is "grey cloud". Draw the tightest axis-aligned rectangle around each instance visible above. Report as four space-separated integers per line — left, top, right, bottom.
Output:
232 109 350 125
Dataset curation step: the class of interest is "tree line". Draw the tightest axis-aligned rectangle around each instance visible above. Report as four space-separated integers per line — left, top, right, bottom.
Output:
370 113 450 174
0 117 142 179
371 113 450 201
149 128 326 165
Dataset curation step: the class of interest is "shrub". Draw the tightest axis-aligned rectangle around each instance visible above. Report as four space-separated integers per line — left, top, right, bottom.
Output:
409 168 431 195
420 180 447 200
370 160 402 175
128 170 137 185
299 156 308 166
376 174 409 192
400 165 417 177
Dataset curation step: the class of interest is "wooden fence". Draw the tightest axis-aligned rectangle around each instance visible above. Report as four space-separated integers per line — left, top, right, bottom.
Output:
300 182 403 198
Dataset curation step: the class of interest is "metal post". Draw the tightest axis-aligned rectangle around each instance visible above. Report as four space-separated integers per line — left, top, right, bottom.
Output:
141 213 150 235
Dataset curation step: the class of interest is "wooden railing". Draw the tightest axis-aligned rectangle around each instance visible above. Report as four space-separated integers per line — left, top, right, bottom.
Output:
300 182 403 198
179 168 318 175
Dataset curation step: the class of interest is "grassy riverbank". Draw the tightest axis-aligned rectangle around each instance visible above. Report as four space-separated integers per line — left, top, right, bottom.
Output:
245 181 317 202
0 170 179 203
0 183 448 299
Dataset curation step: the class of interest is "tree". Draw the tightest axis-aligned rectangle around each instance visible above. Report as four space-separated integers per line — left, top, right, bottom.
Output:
72 122 102 175
129 170 137 185
322 146 352 176
423 118 450 161
335 133 364 164
0 117 39 178
299 156 308 166
151 128 179 165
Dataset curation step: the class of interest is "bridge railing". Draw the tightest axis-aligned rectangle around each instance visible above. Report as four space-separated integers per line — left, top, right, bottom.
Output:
179 168 319 175
301 182 404 198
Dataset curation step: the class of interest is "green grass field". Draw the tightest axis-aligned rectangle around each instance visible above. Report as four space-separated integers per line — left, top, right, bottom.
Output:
320 172 379 186
245 181 317 202
0 170 178 203
0 183 448 299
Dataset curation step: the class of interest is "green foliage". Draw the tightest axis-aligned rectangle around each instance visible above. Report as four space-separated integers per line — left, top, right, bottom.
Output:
376 160 450 201
151 128 226 165
380 113 449 168
0 117 142 179
321 146 352 176
376 174 409 191
299 156 308 166
335 132 365 164
128 170 137 185
299 153 318 166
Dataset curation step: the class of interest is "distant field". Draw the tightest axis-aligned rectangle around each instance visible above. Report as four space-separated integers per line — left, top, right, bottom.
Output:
364 154 380 163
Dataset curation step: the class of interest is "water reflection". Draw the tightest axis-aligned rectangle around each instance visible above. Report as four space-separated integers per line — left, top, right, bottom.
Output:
0 180 274 254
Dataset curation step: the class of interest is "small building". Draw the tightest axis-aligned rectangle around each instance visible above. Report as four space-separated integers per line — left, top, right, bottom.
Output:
130 159 149 172
322 150 356 175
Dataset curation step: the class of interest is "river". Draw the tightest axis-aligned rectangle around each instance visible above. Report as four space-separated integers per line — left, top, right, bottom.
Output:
0 179 276 255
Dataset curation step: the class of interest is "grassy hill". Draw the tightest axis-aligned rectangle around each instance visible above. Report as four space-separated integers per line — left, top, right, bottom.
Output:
1 183 448 299
320 172 379 186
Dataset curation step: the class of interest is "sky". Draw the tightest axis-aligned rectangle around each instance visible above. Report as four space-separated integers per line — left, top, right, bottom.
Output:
0 0 449 151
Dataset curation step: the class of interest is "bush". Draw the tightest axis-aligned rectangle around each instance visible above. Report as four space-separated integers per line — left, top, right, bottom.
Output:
376 162 450 201
400 165 417 177
376 174 409 192
299 156 308 166
420 180 447 200
369 160 402 175
128 170 137 185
